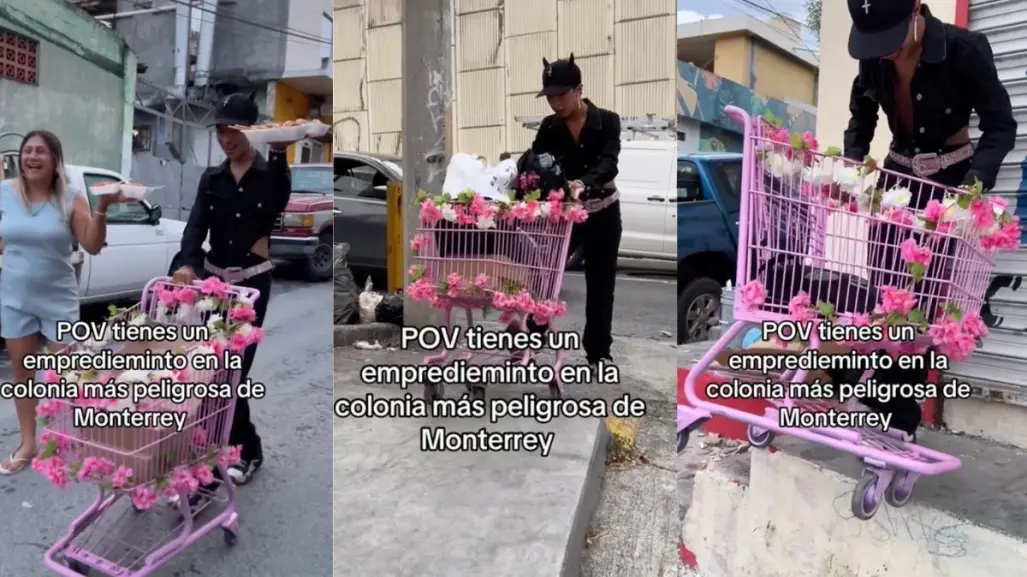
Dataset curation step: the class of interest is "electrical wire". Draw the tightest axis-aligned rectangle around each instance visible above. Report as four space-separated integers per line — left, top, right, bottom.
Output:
723 0 819 61
118 0 330 48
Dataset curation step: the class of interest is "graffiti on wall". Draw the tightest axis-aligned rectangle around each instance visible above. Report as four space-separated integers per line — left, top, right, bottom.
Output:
677 60 816 136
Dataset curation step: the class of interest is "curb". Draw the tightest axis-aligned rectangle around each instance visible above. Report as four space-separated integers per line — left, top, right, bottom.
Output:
560 419 610 577
333 323 401 347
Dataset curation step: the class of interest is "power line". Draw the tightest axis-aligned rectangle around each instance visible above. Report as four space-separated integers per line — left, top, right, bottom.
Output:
723 0 819 61
121 0 330 47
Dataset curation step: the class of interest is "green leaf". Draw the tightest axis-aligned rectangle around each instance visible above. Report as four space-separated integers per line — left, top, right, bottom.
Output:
956 194 971 210
824 146 841 157
1001 211 1013 226
107 304 119 318
909 262 926 283
789 132 802 149
907 308 927 327
943 302 964 320
816 301 836 319
526 190 541 201
923 218 938 232
411 264 426 281
507 189 517 202
416 190 428 203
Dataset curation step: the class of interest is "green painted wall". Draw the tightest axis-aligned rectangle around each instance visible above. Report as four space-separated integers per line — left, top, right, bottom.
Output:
0 0 136 172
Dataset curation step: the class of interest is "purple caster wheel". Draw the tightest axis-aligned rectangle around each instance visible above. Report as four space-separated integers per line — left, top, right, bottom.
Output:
746 424 774 449
885 470 915 508
851 471 882 520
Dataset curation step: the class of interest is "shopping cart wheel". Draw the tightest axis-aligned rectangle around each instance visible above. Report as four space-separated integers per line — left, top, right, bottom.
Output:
466 385 486 403
547 381 562 399
884 470 915 508
745 425 774 449
423 382 444 404
223 527 238 547
65 559 90 575
851 471 882 520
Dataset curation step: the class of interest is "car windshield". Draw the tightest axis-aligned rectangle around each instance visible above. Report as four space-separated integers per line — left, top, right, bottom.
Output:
291 165 332 194
381 160 402 176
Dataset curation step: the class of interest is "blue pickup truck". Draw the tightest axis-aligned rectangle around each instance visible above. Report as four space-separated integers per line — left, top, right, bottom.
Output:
677 152 742 344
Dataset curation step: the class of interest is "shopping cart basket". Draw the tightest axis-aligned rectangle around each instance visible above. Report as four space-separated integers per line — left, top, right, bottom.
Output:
39 276 261 576
678 105 1020 520
407 191 587 400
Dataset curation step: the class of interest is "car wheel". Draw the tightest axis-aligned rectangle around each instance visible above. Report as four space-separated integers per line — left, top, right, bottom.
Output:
678 277 721 344
304 233 333 282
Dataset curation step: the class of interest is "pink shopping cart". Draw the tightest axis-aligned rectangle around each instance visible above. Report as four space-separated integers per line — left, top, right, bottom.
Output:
40 276 260 576
408 191 584 401
679 105 1020 520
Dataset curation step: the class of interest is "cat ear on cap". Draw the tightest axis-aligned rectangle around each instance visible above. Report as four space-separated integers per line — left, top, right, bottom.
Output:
542 57 550 67
568 53 575 64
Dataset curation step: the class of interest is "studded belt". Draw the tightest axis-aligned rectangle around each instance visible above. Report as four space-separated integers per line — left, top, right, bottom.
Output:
204 258 274 284
887 144 974 178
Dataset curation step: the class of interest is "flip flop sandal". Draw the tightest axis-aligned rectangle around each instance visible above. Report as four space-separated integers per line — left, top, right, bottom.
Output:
0 452 33 475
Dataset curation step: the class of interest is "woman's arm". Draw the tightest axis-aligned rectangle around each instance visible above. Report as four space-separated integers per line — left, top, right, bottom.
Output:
70 192 108 255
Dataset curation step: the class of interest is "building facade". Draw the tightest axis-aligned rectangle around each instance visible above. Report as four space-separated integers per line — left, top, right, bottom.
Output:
333 0 677 162
676 16 817 156
95 0 331 168
677 14 819 106
0 0 137 175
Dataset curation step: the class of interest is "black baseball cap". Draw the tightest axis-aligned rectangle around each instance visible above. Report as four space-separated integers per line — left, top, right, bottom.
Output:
536 54 582 97
848 0 917 60
211 93 259 127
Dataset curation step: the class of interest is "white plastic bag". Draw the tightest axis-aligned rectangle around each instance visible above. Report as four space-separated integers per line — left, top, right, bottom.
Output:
358 277 384 324
443 153 507 200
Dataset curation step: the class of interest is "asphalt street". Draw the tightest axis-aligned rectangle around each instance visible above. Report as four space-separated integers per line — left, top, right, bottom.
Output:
0 277 333 576
558 268 675 342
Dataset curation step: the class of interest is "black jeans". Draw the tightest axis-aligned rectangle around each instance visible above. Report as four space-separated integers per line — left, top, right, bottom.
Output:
199 266 271 462
229 271 271 461
526 201 622 362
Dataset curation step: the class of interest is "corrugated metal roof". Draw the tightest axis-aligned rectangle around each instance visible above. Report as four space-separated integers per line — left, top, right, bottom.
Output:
333 59 366 112
368 79 403 133
368 0 401 27
505 0 558 36
333 6 365 61
457 9 505 71
457 68 505 127
616 79 674 117
458 126 506 162
558 0 614 57
615 15 674 84
506 32 558 95
367 24 402 81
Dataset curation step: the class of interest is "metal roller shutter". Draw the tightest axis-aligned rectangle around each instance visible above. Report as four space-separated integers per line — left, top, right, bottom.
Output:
952 0 1027 403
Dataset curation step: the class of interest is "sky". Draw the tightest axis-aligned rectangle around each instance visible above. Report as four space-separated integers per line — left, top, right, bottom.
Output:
677 0 819 55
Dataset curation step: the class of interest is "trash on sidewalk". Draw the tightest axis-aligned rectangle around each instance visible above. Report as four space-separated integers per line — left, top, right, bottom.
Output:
334 243 359 325
356 278 404 325
354 340 384 350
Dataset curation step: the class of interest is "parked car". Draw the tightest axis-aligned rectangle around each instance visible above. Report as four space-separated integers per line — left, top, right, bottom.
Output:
0 163 207 304
677 152 742 344
332 151 404 271
616 140 678 266
268 163 334 281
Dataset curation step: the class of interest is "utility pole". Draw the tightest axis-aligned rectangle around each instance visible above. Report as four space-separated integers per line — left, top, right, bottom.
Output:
401 0 452 328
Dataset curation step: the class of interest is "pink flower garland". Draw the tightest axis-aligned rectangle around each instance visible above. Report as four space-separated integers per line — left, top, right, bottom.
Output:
418 190 588 230
405 271 568 323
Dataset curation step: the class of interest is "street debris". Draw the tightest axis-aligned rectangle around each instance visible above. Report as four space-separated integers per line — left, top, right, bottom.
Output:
354 340 383 350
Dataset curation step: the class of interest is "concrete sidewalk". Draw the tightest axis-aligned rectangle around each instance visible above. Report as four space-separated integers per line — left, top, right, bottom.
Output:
333 335 676 577
680 427 1027 576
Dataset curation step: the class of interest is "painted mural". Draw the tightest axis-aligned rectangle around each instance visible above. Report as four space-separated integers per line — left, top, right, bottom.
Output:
676 60 816 137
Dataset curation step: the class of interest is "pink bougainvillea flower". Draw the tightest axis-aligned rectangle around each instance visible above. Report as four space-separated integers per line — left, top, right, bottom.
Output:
131 486 160 510
968 198 995 230
898 238 932 266
923 199 945 222
738 280 767 311
876 286 916 316
788 292 814 323
474 273 489 289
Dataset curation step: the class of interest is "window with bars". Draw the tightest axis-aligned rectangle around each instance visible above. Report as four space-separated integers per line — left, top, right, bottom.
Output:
1 28 38 86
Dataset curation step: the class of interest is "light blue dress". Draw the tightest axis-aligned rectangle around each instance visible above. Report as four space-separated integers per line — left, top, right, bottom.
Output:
0 180 80 342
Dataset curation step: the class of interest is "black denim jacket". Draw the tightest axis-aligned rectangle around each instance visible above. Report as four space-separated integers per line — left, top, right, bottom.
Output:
530 99 621 191
180 150 291 270
843 4 1016 190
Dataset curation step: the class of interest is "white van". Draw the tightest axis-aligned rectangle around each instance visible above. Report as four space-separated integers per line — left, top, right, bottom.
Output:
1 162 204 305
616 140 677 264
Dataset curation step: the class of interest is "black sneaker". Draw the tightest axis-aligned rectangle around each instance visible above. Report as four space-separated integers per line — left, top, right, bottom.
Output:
227 458 263 485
